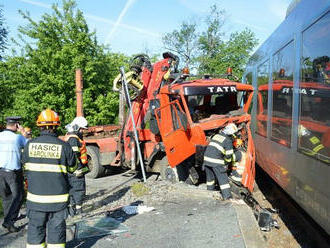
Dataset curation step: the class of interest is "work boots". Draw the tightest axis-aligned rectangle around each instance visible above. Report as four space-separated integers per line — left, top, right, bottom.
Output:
2 222 19 233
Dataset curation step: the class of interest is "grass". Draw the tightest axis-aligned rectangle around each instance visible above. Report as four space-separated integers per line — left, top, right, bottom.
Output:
131 182 149 197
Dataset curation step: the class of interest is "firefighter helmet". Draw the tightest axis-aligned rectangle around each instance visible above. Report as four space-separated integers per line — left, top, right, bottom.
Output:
71 116 88 129
223 123 238 135
36 109 60 127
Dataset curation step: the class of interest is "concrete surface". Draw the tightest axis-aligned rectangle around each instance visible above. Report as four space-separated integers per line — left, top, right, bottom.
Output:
0 173 265 248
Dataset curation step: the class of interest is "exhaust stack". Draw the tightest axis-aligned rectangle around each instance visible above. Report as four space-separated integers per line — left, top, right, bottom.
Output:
75 69 84 117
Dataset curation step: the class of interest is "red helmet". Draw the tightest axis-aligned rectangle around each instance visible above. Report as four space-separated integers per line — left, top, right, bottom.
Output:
36 109 60 127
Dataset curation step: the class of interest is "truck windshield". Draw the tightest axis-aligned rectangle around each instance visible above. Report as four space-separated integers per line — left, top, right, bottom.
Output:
186 91 247 123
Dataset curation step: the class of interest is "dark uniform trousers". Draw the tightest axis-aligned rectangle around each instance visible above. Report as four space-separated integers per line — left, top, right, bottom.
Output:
27 208 68 246
68 173 85 206
0 169 24 224
203 132 233 200
67 133 86 207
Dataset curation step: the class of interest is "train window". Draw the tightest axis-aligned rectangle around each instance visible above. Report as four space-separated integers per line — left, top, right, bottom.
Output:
256 60 269 137
271 41 294 147
299 12 330 164
244 72 253 84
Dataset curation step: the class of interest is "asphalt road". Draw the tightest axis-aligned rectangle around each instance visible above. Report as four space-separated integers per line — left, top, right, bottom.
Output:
0 172 265 248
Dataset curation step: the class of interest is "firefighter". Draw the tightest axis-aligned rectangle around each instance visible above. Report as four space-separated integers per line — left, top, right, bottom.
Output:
64 116 89 215
229 149 244 183
203 123 238 200
22 109 77 248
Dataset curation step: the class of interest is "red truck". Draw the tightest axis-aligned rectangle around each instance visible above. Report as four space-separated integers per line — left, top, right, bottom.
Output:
80 53 256 192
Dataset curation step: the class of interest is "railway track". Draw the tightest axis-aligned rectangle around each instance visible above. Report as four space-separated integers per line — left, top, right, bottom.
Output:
253 166 330 248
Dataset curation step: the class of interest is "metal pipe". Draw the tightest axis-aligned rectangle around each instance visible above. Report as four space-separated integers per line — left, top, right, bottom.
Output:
75 69 84 117
120 67 147 182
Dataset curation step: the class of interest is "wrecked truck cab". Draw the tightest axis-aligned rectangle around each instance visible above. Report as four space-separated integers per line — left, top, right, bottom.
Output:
155 78 256 192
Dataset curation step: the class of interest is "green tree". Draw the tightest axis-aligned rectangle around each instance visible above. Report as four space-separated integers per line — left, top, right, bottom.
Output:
197 4 226 74
162 20 199 67
199 28 258 78
162 4 258 78
0 5 8 60
0 0 129 132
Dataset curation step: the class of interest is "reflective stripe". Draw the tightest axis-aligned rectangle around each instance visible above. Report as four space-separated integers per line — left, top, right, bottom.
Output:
226 149 233 155
232 153 236 162
67 163 78 173
309 136 320 145
25 163 67 173
47 244 66 248
27 243 46 248
204 156 225 165
206 180 215 186
220 184 230 190
313 144 324 153
209 142 225 154
72 146 79 152
230 175 242 182
27 192 69 203
213 134 226 143
224 157 232 162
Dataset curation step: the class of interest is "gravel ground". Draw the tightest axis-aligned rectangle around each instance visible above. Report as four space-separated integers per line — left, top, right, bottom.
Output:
252 167 330 248
1 167 328 248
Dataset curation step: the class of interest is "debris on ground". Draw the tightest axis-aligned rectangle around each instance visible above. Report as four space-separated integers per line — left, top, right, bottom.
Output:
73 216 128 239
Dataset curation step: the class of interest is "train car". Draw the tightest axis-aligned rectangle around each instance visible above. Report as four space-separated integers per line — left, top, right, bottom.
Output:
243 0 330 234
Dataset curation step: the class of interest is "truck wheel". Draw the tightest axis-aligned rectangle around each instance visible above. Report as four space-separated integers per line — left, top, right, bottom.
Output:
160 165 179 183
86 146 105 179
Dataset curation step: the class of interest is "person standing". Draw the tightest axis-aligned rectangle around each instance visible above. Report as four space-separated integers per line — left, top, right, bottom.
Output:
64 116 89 215
203 123 238 200
0 116 27 232
22 109 77 248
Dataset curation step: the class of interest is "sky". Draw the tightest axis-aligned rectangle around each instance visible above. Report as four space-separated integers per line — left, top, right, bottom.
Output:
2 0 293 56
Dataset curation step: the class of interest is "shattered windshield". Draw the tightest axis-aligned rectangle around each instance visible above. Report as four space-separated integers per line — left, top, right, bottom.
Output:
186 91 247 123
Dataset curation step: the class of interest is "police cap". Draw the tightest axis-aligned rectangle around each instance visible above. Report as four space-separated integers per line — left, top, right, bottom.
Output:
5 116 22 124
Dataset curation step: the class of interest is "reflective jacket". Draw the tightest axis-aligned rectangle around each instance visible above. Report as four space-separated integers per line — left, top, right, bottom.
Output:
22 131 77 212
203 132 234 168
300 134 330 163
64 133 88 166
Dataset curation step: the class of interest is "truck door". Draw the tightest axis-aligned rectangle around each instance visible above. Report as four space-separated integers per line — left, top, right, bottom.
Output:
155 100 195 167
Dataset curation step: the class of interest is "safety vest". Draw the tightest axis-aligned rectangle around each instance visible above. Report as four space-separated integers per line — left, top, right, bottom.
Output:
22 132 77 212
65 134 88 165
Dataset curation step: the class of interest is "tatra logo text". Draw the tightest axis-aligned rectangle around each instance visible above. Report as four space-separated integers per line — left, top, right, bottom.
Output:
207 86 237 93
29 143 62 159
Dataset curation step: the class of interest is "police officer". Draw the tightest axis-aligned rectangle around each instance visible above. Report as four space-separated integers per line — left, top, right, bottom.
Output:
203 123 238 200
65 116 89 215
22 109 77 248
0 116 27 232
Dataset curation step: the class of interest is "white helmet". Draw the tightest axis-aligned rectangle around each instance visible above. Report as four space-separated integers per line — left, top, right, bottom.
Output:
68 116 88 132
222 123 238 135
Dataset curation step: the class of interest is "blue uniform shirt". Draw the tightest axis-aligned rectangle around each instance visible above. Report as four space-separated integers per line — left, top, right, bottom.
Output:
0 129 27 170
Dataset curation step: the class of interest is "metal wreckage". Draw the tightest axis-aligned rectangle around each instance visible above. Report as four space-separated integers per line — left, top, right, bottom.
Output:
76 52 279 231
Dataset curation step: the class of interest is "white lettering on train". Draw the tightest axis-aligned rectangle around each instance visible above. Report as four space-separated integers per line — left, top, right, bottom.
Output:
282 87 317 95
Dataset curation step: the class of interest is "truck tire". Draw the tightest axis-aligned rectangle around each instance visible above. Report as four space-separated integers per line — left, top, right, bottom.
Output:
160 165 179 183
86 146 105 179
